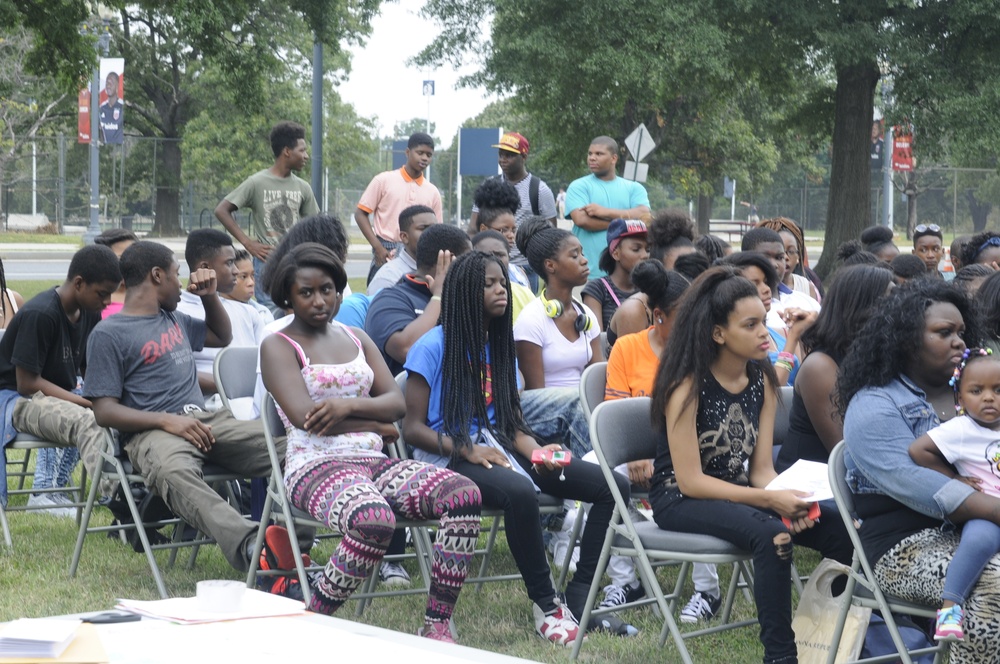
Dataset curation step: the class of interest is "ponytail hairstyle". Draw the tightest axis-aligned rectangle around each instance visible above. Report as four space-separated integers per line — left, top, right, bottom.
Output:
650 266 778 426
860 225 897 260
631 259 689 319
474 177 520 228
515 215 575 285
836 240 881 268
439 251 531 458
647 209 696 264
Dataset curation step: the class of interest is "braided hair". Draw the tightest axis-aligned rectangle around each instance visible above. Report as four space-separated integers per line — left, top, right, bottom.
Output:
439 251 532 458
757 217 807 273
515 215 573 284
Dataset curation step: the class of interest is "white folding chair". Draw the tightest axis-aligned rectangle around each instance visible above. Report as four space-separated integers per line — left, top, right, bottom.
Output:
573 397 756 662
825 442 949 664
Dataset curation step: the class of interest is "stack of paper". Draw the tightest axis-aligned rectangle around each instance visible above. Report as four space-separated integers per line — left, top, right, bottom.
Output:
116 588 305 625
0 619 80 658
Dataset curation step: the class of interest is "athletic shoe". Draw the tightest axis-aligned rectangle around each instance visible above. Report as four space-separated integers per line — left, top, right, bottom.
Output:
26 493 75 518
680 590 722 624
418 621 456 644
378 561 411 587
532 600 584 646
564 581 639 636
935 605 965 641
599 581 646 609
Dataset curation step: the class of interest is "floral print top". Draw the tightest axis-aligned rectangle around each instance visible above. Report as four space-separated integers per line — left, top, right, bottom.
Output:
274 322 384 477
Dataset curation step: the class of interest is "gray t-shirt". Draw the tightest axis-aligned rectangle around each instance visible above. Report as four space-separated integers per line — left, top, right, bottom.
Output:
472 173 557 267
225 168 319 245
84 310 208 422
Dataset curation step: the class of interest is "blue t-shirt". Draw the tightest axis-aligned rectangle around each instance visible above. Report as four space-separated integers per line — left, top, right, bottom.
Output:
335 293 371 329
365 276 431 377
405 326 522 467
564 174 650 278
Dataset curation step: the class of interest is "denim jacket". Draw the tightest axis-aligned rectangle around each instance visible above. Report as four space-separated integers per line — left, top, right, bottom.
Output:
842 375 974 521
0 388 23 507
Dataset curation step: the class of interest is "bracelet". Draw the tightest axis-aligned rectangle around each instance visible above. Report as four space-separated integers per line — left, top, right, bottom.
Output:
430 295 442 302
436 430 446 456
774 359 794 373
777 351 795 362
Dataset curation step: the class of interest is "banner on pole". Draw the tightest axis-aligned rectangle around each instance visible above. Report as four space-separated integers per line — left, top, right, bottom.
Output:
77 88 91 143
99 57 125 145
891 126 913 172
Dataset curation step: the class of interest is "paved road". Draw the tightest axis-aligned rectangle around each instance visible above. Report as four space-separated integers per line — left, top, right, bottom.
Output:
4 257 372 282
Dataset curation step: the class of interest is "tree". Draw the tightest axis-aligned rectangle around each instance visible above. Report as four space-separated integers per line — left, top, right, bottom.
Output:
0 0 93 91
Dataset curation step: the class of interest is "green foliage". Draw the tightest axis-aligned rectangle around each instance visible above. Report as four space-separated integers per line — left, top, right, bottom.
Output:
0 0 93 92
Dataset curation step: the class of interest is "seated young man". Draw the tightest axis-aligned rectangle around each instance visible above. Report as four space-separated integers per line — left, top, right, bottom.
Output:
0 245 122 513
176 229 258 398
84 241 275 572
366 205 437 296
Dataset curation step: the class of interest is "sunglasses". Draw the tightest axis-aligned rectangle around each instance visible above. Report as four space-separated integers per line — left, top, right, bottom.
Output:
914 224 941 234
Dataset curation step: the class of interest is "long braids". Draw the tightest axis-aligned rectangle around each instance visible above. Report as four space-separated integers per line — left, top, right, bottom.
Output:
440 251 529 459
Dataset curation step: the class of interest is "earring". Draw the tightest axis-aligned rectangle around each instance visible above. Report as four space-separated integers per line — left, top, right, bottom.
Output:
657 317 663 324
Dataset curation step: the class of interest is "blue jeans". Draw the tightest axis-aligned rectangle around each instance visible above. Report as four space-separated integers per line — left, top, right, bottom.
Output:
31 446 80 491
520 387 592 458
942 519 1000 605
253 256 283 318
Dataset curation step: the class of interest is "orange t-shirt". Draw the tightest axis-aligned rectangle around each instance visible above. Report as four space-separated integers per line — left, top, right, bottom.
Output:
604 327 660 400
356 167 443 242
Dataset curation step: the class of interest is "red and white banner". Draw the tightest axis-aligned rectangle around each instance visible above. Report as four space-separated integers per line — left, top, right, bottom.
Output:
892 126 914 172
77 88 91 143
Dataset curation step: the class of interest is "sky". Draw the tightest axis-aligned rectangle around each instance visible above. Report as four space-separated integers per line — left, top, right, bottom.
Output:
336 0 495 150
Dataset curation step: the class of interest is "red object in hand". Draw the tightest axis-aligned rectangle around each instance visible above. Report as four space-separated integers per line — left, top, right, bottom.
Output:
782 501 821 529
531 449 572 466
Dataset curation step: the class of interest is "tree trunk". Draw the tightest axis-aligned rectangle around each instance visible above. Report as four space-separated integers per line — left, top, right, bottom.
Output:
815 61 880 281
696 193 712 235
151 139 183 236
966 189 992 233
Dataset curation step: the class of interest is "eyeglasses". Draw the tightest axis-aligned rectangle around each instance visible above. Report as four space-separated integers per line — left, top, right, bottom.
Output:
914 224 941 234
978 236 1000 255
785 248 800 258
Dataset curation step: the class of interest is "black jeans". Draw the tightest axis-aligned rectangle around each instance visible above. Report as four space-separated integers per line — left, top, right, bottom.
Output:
651 487 851 664
450 452 629 611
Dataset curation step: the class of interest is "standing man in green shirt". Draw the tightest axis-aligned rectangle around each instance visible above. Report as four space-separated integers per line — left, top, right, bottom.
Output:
215 121 319 313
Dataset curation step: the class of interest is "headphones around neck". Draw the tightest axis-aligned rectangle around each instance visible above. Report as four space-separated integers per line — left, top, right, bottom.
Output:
539 289 594 333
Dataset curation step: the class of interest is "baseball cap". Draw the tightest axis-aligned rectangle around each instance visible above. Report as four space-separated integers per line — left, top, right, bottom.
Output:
607 218 648 254
493 132 529 156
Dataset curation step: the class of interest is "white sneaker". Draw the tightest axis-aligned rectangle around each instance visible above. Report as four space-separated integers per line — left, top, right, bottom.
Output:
26 493 75 518
547 531 579 574
680 590 722 624
378 561 412 587
532 600 585 646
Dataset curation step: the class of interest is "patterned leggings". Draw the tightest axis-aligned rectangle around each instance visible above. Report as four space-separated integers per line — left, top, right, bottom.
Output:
874 527 1000 664
285 456 481 624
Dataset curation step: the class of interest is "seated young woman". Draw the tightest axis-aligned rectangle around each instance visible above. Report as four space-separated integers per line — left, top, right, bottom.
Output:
719 252 815 386
259 243 482 643
581 218 649 332
402 250 637 643
839 278 1000 664
649 266 850 664
472 230 535 322
775 264 894 471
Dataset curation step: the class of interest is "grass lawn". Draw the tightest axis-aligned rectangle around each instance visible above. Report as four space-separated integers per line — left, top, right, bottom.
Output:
2 448 826 663
0 232 81 245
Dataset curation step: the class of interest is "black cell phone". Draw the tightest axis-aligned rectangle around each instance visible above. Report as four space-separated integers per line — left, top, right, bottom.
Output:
82 611 142 624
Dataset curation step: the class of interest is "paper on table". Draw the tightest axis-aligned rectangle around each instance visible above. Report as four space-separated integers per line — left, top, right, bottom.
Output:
0 623 107 664
765 459 833 502
116 588 305 625
0 619 80 658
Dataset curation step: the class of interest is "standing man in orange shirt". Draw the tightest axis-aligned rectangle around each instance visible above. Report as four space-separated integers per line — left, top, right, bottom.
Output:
355 132 443 285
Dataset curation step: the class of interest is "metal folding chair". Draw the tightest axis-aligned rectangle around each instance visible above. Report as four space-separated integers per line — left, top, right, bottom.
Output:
825 442 949 664
579 361 607 419
573 397 756 662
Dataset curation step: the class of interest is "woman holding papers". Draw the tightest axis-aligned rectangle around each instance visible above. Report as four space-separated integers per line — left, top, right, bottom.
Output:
839 279 1000 664
648 266 849 664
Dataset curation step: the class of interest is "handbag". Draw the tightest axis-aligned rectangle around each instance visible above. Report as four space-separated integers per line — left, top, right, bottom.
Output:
793 558 872 664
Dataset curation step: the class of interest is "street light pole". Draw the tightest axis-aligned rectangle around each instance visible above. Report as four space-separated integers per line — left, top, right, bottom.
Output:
84 24 110 244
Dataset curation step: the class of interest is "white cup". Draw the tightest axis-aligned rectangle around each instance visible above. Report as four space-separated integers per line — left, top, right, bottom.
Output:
196 580 246 613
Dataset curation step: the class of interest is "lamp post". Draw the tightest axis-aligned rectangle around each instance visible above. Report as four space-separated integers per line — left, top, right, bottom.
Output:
82 22 111 244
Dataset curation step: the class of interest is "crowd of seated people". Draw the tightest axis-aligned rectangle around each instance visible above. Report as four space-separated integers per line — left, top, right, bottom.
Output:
10 177 1000 661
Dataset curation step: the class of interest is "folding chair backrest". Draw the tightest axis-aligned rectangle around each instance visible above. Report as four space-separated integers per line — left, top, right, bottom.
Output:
828 441 857 523
590 397 658 470
773 385 794 448
214 346 260 409
579 362 608 419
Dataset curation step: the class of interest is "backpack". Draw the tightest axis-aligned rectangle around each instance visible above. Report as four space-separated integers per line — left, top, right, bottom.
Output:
489 174 541 216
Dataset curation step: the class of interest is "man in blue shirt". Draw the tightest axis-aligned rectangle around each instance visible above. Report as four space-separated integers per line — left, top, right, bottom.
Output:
565 136 651 278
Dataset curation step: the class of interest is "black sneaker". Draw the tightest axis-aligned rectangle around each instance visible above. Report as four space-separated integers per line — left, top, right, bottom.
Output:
680 591 722 624
564 581 639 637
599 581 646 609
